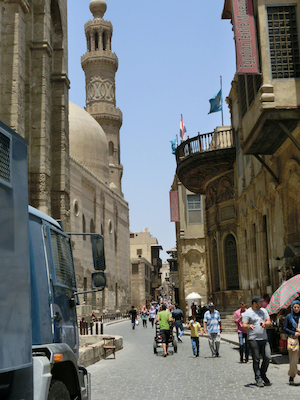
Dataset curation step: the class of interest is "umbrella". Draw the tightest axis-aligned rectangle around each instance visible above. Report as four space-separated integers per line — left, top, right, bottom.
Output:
185 292 202 300
266 274 300 314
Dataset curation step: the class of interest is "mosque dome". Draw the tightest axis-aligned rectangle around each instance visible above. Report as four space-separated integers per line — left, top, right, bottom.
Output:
89 0 107 18
69 101 109 182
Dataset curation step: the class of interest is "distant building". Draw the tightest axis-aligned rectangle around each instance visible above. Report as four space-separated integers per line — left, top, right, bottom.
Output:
166 248 179 304
130 229 162 307
159 261 170 299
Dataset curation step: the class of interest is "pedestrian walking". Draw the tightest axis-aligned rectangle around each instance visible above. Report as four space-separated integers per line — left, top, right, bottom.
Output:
155 303 173 357
242 296 272 387
234 302 249 363
172 304 185 342
129 306 137 330
203 302 222 357
141 305 148 328
284 300 300 385
149 305 156 328
187 318 203 357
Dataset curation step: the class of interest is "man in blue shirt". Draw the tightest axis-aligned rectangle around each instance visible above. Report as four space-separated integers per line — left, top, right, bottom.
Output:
203 302 222 357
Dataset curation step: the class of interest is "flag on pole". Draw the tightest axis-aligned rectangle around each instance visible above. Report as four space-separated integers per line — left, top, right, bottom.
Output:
180 114 186 140
170 137 177 154
208 89 222 114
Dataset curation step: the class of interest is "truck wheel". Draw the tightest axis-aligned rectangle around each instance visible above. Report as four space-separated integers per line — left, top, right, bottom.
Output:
48 380 70 400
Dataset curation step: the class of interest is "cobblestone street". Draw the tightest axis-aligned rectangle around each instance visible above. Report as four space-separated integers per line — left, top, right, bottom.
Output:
88 320 299 399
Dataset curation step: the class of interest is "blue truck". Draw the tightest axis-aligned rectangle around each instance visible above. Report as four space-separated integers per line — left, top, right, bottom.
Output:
0 120 105 399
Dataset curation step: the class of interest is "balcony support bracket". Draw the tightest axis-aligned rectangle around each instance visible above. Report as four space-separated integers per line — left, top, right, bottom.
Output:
253 154 279 184
277 121 300 153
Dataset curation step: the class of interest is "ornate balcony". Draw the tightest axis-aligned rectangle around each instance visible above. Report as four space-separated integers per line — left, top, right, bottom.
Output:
175 127 236 194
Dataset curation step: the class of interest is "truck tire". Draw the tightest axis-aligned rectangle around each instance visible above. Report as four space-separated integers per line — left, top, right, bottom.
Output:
48 380 70 400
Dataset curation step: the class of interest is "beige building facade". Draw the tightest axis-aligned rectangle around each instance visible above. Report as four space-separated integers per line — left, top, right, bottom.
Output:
176 0 300 311
0 0 131 313
223 0 300 304
171 177 208 315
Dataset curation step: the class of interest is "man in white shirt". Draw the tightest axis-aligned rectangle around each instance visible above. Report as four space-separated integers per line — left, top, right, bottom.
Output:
242 296 272 387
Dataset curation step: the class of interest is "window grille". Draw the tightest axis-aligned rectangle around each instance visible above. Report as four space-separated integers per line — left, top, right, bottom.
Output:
225 234 239 290
238 74 262 118
132 264 139 274
0 131 11 184
267 5 300 79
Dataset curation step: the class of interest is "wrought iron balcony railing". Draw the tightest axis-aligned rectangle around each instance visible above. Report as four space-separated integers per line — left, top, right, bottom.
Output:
175 128 235 162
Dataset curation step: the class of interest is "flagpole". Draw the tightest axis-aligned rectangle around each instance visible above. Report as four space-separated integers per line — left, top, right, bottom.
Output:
220 75 224 126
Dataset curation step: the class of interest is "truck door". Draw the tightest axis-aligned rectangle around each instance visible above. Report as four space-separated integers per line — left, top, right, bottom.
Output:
45 225 79 357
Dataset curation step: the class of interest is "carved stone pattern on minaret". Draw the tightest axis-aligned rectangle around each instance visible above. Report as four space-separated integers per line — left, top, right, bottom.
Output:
86 77 115 104
19 83 25 103
39 173 47 194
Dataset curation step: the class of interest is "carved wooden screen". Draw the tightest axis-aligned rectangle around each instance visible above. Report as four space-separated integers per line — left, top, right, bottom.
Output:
225 234 239 290
213 240 220 291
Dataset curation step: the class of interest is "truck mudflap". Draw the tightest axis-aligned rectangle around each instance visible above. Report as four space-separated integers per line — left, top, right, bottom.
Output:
78 366 91 400
32 343 90 400
33 356 52 400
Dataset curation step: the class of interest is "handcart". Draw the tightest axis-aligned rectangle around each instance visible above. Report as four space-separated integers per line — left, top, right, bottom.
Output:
153 321 177 355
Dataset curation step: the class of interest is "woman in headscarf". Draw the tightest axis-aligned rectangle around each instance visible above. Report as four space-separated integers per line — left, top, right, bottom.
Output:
284 299 300 385
141 305 148 328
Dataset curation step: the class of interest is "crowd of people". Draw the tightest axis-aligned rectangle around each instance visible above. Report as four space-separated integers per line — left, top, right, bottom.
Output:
128 293 300 388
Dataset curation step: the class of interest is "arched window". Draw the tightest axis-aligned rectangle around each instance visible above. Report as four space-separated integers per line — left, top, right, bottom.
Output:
225 234 239 290
114 230 117 254
109 142 114 164
102 32 106 50
95 32 99 50
213 240 220 291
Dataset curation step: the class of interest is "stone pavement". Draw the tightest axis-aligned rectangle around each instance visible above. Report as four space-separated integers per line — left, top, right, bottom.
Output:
88 320 296 400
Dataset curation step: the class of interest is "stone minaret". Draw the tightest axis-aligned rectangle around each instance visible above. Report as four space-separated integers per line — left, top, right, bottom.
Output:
81 0 123 194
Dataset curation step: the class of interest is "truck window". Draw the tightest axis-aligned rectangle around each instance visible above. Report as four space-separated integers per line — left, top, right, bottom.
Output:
50 230 77 290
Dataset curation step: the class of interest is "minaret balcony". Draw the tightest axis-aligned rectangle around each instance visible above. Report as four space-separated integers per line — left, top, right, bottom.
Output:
81 50 118 69
175 128 236 194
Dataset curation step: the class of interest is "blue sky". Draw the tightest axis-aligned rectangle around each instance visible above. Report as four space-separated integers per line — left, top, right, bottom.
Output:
67 0 237 260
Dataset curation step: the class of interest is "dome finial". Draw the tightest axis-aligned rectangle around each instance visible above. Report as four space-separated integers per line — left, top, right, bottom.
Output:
89 0 107 18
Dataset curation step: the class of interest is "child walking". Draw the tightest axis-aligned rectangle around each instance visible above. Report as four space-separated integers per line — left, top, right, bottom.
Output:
187 319 203 357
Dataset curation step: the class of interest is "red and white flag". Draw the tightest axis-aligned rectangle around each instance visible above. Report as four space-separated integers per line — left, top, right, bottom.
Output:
180 114 186 140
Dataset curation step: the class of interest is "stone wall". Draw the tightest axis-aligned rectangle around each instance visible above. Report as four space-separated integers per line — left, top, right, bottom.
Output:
79 335 123 367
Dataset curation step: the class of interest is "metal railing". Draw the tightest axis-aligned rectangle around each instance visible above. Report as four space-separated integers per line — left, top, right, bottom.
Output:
176 128 235 162
79 312 130 335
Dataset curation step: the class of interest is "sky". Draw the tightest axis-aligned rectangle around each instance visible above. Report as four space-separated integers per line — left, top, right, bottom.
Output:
67 0 237 261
